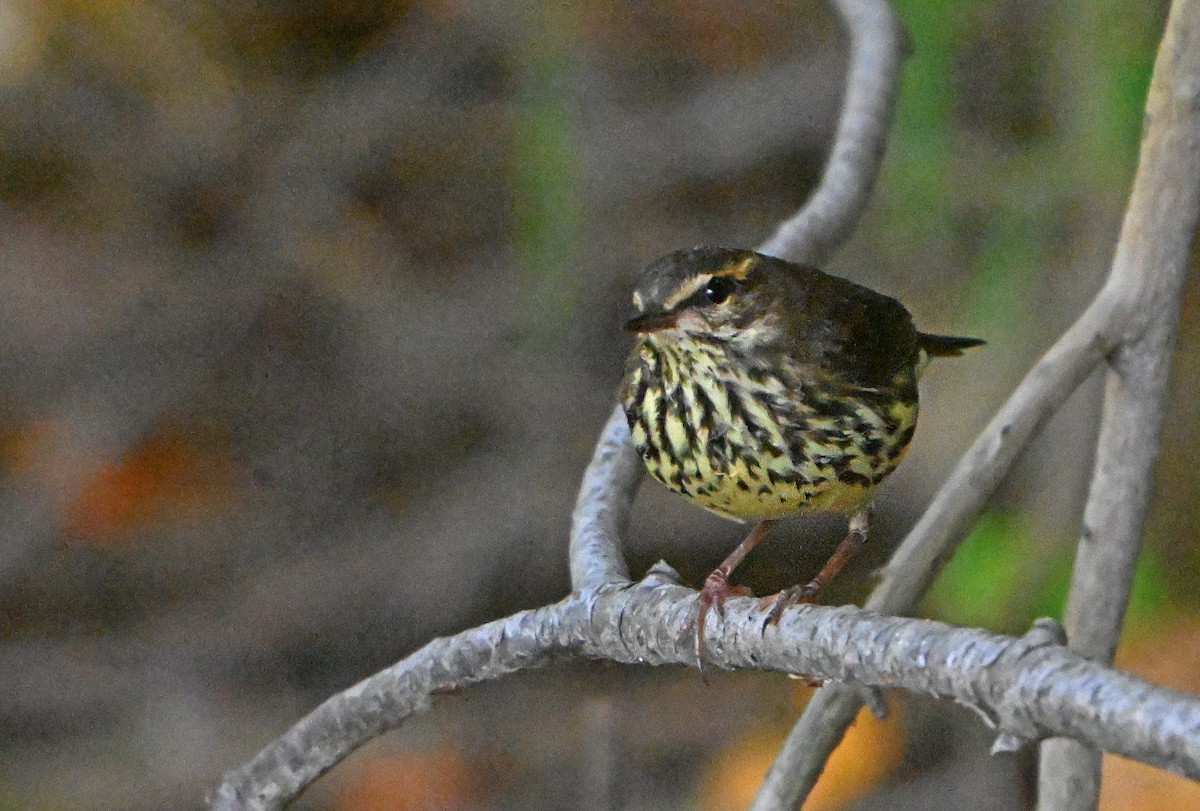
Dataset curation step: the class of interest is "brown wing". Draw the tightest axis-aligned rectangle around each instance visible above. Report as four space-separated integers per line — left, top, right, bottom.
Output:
766 257 920 389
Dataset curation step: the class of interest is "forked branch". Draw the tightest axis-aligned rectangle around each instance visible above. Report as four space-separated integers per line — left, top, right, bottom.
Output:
755 0 1200 807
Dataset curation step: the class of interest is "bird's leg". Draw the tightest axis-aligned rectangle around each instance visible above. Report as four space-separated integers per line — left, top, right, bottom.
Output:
765 507 871 625
695 520 773 668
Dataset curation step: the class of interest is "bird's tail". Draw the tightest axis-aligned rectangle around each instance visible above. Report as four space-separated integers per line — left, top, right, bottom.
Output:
915 332 984 377
918 332 986 357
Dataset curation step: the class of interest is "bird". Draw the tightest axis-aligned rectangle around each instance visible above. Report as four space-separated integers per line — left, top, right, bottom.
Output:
619 247 983 665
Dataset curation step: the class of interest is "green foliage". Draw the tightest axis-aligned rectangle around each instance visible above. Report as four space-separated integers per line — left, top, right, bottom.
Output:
1122 542 1173 634
880 0 959 241
1067 0 1164 189
923 511 1069 630
925 510 1172 634
511 3 584 347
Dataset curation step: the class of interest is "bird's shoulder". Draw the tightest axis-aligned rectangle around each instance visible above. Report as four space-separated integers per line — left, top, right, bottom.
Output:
764 259 919 389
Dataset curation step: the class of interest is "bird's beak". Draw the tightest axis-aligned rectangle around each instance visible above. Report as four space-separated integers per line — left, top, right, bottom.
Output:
624 311 679 333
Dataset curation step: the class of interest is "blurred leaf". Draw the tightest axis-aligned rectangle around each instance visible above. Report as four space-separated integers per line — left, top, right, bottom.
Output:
964 206 1047 336
879 0 961 242
1066 1 1163 192
63 425 239 547
696 700 903 811
926 509 1172 633
1030 531 1171 634
1119 547 1172 635
1100 755 1200 811
511 2 584 347
925 511 1025 627
0 789 49 811
665 0 795 70
1100 613 1200 808
333 746 483 811
924 511 1067 629
0 0 55 86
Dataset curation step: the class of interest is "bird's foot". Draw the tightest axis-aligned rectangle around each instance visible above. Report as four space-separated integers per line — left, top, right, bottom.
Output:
694 569 753 673
760 579 822 626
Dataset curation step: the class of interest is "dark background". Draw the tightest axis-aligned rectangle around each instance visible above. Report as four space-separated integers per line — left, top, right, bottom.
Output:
0 1 1195 809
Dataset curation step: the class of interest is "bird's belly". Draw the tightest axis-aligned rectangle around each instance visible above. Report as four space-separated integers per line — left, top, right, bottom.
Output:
681 463 871 521
645 439 881 522
622 349 917 522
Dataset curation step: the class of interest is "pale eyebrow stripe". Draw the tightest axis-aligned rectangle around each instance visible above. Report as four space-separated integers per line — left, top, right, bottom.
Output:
662 274 708 309
716 256 755 280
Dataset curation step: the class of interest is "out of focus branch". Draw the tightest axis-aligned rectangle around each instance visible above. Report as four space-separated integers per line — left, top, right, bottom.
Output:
758 0 908 266
1039 2 1200 807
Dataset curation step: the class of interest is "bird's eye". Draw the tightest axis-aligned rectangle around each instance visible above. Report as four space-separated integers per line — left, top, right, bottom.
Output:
704 276 737 304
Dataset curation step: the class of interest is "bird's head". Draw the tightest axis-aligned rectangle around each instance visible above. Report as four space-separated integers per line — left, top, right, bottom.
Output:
625 247 784 350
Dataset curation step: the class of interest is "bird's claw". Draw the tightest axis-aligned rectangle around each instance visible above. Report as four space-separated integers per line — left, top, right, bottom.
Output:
760 580 822 627
694 570 753 674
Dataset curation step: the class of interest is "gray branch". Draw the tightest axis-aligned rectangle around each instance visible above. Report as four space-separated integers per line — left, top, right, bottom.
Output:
569 405 640 590
210 583 1200 810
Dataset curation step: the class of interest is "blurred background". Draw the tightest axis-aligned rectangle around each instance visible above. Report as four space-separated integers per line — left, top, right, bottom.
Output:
0 0 1196 808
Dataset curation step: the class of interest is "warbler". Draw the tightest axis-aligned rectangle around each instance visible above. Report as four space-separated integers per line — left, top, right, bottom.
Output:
619 247 982 661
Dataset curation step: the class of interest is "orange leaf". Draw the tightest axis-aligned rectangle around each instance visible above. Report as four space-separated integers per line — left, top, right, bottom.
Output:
63 426 238 547
696 699 903 811
333 746 483 811
1100 614 1200 809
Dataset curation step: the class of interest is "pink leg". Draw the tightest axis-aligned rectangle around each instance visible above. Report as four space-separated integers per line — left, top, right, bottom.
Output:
695 520 773 669
765 508 870 624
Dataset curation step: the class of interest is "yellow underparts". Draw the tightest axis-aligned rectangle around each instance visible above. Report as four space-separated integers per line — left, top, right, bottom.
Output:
623 336 918 522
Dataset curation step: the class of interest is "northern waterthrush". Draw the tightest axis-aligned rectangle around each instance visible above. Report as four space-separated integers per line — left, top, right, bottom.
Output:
619 247 983 661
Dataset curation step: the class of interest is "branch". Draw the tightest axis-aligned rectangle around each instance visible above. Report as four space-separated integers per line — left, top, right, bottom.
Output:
568 405 640 590
210 582 1200 809
758 0 908 266
760 0 1200 806
1040 1 1200 806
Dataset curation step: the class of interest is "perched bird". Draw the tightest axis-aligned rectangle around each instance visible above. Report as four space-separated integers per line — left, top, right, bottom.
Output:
619 247 983 663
